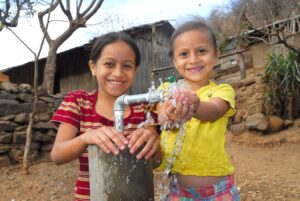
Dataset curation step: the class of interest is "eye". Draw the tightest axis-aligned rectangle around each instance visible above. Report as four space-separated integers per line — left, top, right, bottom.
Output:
104 61 114 67
197 48 207 54
123 63 134 70
178 51 188 57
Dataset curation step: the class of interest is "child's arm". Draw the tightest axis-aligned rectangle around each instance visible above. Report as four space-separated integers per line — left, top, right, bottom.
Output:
51 123 128 165
175 91 230 122
193 97 230 122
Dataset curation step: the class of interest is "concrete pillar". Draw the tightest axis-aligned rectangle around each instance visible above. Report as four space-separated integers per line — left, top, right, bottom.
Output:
88 145 154 201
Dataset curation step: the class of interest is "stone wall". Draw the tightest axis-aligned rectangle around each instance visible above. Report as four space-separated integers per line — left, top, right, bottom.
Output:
216 69 293 135
0 82 64 167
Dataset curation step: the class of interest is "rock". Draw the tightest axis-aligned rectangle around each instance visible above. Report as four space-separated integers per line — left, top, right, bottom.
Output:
18 83 33 94
9 148 23 162
0 121 19 132
0 132 13 143
13 131 26 144
231 123 246 134
14 113 30 124
0 82 19 93
284 119 294 128
34 122 57 130
0 144 11 154
41 144 53 152
268 115 284 132
245 113 269 131
18 93 33 102
0 155 11 167
234 110 248 124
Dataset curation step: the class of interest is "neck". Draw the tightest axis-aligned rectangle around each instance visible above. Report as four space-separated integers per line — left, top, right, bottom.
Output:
187 80 210 91
95 91 118 119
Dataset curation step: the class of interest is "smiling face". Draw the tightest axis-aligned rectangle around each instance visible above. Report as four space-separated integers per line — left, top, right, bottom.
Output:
171 29 219 90
89 40 137 99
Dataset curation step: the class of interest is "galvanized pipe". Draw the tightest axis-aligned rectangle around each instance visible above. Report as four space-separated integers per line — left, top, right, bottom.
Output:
113 89 165 132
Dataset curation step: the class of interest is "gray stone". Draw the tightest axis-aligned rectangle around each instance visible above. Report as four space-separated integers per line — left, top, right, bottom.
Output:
284 119 294 128
18 83 33 94
47 129 57 137
18 93 33 103
9 149 23 162
0 93 18 100
34 113 51 122
39 96 55 103
14 113 30 124
13 131 26 144
15 125 27 131
41 144 53 152
245 113 269 131
18 142 41 151
34 122 57 130
0 115 16 121
0 82 19 93
33 131 54 142
0 121 19 131
0 132 13 143
0 144 12 154
0 99 23 115
0 155 11 167
231 123 246 134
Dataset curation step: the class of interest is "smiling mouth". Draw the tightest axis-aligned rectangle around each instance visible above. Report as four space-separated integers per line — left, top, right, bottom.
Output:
187 66 204 73
108 80 125 86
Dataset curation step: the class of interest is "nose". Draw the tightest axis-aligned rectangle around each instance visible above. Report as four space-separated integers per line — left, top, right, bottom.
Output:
189 52 198 64
112 65 124 77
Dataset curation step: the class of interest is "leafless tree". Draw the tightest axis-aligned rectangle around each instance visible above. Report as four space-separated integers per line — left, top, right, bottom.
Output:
38 0 104 94
0 0 36 31
6 0 54 174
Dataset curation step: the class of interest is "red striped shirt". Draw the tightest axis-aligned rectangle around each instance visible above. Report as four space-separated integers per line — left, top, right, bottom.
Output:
51 90 157 201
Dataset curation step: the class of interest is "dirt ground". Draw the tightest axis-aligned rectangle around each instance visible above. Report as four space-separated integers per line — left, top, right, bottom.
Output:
1 119 300 201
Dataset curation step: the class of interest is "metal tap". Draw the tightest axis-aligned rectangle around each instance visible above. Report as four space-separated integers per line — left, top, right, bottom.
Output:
113 89 165 132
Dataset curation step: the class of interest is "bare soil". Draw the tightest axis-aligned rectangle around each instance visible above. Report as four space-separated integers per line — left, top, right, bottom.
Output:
1 119 300 201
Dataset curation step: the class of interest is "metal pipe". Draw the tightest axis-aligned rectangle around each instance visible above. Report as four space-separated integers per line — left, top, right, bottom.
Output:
113 89 165 132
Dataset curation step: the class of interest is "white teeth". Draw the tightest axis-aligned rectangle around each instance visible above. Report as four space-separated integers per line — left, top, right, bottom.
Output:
109 80 124 85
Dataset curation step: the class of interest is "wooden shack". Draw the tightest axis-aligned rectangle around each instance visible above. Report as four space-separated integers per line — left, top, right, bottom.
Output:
215 15 300 121
2 20 174 94
215 15 300 84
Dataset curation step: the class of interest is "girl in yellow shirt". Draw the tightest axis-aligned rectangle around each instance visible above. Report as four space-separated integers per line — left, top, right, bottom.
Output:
157 20 240 201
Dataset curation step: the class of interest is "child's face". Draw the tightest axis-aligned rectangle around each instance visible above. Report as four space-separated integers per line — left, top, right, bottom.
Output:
89 40 136 98
172 29 219 89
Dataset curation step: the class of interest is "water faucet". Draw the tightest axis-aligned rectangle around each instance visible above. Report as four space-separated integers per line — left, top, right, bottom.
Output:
113 88 165 132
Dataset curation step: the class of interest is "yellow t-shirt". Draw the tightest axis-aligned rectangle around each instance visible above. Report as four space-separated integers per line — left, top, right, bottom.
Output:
159 80 236 176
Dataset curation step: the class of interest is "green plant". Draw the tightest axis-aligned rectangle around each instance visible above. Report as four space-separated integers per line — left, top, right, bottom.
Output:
264 51 300 119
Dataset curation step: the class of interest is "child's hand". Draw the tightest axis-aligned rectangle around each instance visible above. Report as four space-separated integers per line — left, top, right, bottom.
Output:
126 128 160 160
80 127 128 155
173 90 200 122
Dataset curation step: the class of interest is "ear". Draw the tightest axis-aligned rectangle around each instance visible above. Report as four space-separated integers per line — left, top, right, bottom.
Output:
89 60 96 76
171 56 178 69
215 49 220 59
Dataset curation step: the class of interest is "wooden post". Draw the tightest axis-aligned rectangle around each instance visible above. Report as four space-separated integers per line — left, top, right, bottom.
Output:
88 145 154 201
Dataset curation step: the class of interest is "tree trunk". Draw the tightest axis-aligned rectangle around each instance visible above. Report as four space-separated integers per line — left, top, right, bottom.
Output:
42 46 58 94
23 58 39 174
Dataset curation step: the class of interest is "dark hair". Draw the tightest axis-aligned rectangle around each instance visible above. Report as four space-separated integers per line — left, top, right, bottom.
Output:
90 31 141 67
169 20 217 57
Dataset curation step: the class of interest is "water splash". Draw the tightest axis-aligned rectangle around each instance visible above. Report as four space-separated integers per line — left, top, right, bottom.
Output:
157 79 191 200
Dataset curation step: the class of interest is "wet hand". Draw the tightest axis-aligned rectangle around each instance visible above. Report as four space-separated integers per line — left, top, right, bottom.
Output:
173 90 200 122
126 128 160 160
80 127 128 155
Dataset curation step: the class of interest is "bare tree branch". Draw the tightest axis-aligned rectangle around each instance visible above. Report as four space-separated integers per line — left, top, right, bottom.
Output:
58 0 73 21
37 0 59 43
